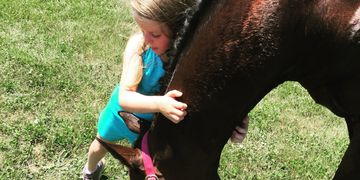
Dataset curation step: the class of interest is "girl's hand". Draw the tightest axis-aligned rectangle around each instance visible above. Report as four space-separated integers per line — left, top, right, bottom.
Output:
158 90 187 123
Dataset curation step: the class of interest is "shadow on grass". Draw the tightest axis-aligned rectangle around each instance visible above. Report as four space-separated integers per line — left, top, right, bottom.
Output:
100 175 109 180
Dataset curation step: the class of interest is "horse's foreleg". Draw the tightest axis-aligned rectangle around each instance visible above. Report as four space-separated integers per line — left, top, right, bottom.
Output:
334 117 360 179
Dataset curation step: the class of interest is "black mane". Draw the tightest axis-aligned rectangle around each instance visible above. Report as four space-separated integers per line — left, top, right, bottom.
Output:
160 0 214 94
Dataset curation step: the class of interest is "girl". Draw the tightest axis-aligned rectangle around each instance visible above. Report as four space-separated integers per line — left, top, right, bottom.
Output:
82 0 248 179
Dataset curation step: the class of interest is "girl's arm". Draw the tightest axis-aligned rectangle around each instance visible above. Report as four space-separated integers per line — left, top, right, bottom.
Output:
120 90 187 123
118 33 187 123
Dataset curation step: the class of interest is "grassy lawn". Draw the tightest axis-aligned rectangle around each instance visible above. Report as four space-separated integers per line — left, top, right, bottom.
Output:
0 0 348 179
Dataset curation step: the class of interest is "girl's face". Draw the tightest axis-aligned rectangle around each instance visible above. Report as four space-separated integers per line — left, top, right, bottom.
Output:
135 15 171 56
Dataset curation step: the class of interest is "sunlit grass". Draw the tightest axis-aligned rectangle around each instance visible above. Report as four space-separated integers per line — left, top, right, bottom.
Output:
219 82 348 179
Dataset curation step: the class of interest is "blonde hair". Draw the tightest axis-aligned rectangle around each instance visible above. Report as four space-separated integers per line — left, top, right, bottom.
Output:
121 0 196 90
120 34 145 90
131 0 196 38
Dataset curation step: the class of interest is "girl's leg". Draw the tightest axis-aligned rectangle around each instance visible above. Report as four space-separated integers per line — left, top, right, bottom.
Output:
85 134 108 172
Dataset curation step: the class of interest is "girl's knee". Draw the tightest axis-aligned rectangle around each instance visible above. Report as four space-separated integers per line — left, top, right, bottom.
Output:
90 139 106 154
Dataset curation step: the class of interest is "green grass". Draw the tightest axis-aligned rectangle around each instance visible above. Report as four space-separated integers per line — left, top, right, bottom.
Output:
219 82 348 179
0 0 348 179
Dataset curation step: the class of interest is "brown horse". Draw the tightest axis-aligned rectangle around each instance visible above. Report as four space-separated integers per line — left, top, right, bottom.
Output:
101 0 360 179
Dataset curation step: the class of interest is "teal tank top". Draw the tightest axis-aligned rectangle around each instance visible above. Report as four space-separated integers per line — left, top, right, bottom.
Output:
98 48 166 143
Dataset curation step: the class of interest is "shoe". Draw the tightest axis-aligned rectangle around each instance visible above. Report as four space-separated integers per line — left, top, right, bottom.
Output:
83 159 105 180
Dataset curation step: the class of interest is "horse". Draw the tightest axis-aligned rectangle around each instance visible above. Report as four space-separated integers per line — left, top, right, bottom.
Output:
100 0 360 179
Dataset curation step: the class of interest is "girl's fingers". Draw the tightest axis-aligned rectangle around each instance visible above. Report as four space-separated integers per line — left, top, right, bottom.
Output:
174 102 187 110
169 115 181 123
172 110 187 120
167 109 187 123
164 90 187 109
165 90 183 98
172 108 187 117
